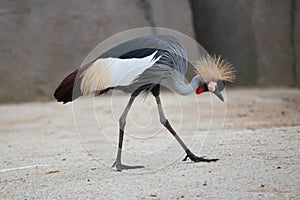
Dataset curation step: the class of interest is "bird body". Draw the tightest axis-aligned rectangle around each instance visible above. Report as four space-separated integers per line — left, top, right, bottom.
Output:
54 35 190 103
54 34 235 171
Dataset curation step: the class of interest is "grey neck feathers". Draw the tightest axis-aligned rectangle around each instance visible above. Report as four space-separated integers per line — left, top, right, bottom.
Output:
173 74 202 95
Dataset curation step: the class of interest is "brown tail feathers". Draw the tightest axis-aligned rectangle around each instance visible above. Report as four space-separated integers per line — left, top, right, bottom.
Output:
54 62 93 103
54 68 82 104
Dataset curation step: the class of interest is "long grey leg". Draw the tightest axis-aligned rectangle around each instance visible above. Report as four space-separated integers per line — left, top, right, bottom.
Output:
112 95 145 171
154 94 219 163
155 95 188 151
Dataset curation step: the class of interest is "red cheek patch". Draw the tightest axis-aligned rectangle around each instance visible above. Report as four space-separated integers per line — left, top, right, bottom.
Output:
196 86 205 94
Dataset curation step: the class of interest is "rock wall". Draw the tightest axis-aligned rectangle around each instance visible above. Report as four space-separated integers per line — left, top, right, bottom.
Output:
190 0 298 87
0 0 298 103
190 0 257 85
252 0 294 86
0 0 150 103
295 0 300 86
147 0 195 38
0 0 195 103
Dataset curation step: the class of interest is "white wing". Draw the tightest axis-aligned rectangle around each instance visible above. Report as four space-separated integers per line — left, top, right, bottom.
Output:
80 51 160 95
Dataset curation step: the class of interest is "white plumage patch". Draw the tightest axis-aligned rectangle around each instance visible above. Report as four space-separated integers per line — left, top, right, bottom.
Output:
80 51 160 95
80 59 112 95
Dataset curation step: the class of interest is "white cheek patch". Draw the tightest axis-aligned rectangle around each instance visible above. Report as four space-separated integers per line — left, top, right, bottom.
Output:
208 81 217 92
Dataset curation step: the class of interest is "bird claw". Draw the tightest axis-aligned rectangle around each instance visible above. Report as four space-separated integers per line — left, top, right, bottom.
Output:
112 160 145 171
183 150 219 162
182 155 188 161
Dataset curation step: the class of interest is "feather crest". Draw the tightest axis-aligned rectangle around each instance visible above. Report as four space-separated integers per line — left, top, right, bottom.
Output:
194 55 236 82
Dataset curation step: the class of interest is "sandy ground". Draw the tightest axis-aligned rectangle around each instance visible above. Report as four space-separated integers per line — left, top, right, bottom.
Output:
0 88 300 199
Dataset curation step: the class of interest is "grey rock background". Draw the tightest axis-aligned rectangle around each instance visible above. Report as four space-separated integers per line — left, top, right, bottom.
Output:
190 0 298 86
0 0 299 103
0 0 151 103
295 0 300 87
190 0 257 86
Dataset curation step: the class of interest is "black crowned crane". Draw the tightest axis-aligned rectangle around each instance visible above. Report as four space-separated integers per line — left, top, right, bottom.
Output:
54 35 235 171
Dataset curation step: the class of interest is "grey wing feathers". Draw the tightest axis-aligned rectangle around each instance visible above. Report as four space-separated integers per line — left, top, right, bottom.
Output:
100 35 188 74
101 35 188 93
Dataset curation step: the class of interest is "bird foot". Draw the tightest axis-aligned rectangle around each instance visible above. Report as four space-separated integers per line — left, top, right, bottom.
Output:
183 149 219 162
112 161 145 171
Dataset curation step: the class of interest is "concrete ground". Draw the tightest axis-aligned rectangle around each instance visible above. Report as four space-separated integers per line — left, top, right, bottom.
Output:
0 88 300 199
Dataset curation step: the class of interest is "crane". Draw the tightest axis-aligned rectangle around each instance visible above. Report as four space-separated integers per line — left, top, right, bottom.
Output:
54 35 235 171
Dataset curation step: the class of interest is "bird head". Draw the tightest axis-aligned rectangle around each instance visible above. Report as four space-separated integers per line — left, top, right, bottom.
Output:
194 55 235 102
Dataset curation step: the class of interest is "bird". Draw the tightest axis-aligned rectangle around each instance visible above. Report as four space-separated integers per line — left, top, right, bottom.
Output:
54 35 235 171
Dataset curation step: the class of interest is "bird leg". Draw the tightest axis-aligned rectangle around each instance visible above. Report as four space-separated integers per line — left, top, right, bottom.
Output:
112 95 145 171
154 95 219 163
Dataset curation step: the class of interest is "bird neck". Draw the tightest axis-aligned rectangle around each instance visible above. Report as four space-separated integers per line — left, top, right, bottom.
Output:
174 74 203 95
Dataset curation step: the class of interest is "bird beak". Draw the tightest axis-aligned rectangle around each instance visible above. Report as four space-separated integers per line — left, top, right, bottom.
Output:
213 89 224 102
